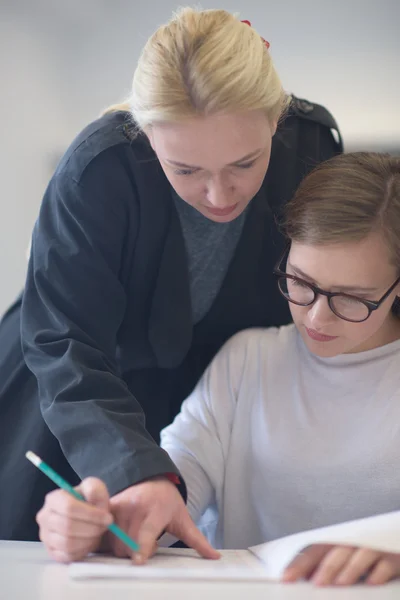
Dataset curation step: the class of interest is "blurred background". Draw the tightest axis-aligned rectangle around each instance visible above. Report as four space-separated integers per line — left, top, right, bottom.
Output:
0 0 399 315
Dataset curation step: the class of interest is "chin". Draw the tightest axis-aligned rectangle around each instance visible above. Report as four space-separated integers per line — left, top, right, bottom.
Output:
309 346 342 358
299 330 343 358
201 202 247 223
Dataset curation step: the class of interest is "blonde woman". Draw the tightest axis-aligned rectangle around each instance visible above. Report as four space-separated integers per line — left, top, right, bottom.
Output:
0 7 340 553
38 152 400 586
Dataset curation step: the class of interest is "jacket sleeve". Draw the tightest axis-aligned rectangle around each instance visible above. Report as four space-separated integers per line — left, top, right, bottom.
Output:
21 148 182 495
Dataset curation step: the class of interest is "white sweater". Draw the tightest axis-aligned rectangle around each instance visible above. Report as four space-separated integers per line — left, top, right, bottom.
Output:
160 324 400 549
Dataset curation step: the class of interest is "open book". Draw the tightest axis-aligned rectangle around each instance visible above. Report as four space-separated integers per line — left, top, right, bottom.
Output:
69 510 400 582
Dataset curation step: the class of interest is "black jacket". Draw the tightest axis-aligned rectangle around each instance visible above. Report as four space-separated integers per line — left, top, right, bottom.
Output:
0 101 342 540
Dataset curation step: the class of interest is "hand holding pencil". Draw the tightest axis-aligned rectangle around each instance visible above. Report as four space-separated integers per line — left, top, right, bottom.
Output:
27 451 219 565
26 451 133 563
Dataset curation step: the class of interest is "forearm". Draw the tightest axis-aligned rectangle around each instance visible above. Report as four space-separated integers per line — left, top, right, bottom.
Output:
38 362 182 495
22 327 182 496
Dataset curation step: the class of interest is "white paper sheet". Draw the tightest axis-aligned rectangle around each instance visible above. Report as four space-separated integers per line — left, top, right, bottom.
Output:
69 547 269 581
69 510 400 582
250 510 400 580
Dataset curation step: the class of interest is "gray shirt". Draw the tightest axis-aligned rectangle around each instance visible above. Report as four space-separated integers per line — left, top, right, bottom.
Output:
173 192 248 323
161 324 400 549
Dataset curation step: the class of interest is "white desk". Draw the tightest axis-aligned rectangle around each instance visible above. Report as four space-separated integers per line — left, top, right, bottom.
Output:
2 541 400 600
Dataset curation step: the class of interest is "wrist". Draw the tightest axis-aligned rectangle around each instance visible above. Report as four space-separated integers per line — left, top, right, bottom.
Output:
146 472 187 503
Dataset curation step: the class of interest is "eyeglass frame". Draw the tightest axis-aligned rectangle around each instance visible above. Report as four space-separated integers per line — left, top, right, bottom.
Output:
273 244 400 323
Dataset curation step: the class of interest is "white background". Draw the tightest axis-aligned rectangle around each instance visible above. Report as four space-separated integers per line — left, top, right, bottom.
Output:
0 0 399 314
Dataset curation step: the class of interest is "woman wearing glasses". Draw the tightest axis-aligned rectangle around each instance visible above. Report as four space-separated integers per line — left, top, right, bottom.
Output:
37 152 400 586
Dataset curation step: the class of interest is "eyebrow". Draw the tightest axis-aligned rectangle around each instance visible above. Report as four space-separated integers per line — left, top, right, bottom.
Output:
288 263 379 294
165 148 264 169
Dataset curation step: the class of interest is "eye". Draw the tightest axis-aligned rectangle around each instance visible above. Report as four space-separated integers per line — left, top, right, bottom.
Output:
290 279 310 289
174 169 196 176
335 295 365 307
235 160 256 170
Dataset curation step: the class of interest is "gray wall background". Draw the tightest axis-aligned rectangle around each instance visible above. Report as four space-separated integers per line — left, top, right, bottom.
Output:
1 0 399 315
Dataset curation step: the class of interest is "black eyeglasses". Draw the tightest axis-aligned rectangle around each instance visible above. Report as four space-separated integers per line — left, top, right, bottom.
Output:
273 245 400 323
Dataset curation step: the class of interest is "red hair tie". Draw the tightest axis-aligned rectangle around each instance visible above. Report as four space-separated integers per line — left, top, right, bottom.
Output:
241 19 270 49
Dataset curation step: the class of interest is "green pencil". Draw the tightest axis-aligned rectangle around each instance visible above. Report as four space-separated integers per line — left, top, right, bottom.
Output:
26 450 140 553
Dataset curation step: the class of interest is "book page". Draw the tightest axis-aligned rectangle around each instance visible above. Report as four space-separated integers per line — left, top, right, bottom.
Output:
69 547 269 581
70 511 400 582
249 510 400 581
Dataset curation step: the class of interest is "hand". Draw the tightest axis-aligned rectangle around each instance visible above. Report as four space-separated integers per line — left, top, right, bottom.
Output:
37 477 113 563
107 476 220 564
283 544 400 586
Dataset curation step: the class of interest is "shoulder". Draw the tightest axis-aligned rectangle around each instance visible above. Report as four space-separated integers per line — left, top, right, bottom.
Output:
54 110 156 185
217 324 297 367
286 94 341 134
267 95 343 210
204 325 297 411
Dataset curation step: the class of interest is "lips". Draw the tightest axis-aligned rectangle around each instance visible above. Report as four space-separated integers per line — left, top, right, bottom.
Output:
205 203 238 216
305 327 338 342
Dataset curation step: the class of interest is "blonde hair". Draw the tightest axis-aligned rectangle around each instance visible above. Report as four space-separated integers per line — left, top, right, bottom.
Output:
284 152 400 270
105 7 288 130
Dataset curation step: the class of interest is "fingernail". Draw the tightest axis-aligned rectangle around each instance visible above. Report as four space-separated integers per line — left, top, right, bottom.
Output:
133 553 144 565
103 515 113 525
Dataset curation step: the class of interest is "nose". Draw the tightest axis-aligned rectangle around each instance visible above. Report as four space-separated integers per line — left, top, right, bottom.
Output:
307 295 336 328
206 176 235 208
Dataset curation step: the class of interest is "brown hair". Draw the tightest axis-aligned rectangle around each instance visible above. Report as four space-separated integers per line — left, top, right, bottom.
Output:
284 152 400 315
284 152 400 269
